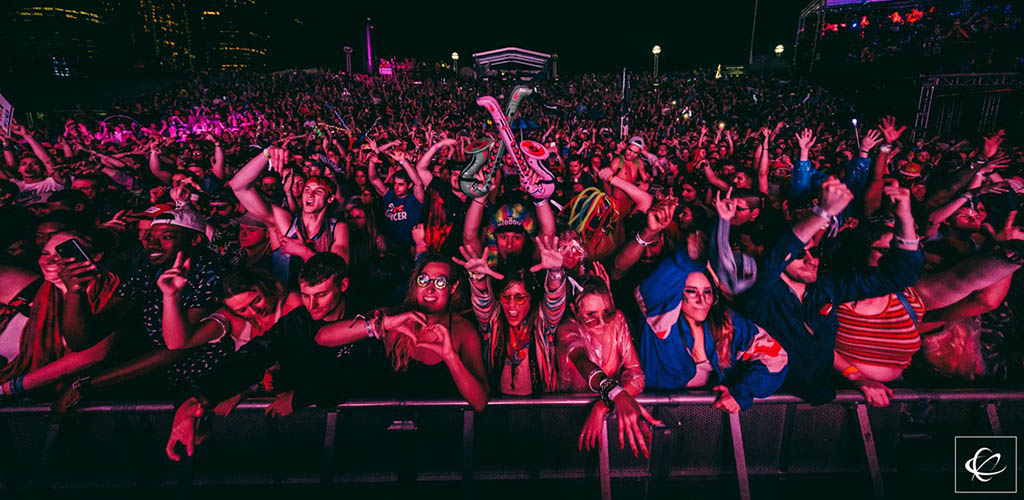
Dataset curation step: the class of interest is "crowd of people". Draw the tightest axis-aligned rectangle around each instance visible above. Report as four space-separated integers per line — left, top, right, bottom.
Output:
0 65 1021 461
806 0 1021 74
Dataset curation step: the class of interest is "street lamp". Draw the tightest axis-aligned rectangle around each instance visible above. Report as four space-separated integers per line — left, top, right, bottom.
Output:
451 52 459 74
343 46 353 73
652 45 661 77
774 44 785 57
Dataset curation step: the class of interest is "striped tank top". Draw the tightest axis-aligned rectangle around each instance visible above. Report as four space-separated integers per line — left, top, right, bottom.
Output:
835 286 925 369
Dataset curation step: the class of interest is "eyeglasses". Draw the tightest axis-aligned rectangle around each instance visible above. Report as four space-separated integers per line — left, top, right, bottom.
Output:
499 293 530 306
415 273 449 290
683 287 714 304
800 246 823 260
580 308 616 328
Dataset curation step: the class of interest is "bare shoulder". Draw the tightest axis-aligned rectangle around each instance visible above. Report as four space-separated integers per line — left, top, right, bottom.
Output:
449 313 479 343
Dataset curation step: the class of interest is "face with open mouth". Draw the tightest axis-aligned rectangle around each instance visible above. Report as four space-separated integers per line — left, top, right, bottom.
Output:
498 281 532 327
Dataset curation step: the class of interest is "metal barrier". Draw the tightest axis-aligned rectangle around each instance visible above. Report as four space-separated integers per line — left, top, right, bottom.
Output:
1 389 1022 499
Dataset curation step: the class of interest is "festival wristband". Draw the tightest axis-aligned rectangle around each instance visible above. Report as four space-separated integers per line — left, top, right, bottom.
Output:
811 205 833 221
893 235 921 247
587 368 605 392
841 366 859 378
606 385 626 403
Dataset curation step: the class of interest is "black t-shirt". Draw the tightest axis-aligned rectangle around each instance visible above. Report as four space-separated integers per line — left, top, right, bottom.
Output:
555 171 599 206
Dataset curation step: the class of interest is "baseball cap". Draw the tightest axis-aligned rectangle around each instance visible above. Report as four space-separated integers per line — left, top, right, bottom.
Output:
233 213 267 229
628 136 645 149
151 208 208 234
139 203 175 219
900 162 922 179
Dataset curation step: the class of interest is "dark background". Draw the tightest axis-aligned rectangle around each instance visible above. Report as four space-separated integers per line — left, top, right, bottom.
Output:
282 0 811 73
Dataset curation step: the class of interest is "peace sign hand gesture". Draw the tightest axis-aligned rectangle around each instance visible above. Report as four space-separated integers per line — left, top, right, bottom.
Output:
157 252 191 296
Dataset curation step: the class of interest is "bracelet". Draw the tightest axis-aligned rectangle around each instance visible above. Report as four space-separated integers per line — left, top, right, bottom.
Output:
263 148 271 159
547 268 565 283
468 271 486 282
841 366 859 378
598 377 621 409
607 385 626 403
879 144 892 154
203 313 232 337
533 198 549 207
634 231 654 247
892 235 921 247
960 191 975 203
811 205 833 221
586 368 605 392
371 309 385 341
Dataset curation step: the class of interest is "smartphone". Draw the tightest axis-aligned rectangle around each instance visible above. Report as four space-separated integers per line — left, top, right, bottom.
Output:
55 238 94 265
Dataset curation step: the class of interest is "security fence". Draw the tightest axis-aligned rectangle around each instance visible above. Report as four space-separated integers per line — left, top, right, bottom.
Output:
1 389 1021 499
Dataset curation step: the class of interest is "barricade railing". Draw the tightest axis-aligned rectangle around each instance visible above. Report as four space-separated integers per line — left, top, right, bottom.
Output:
1 389 1021 499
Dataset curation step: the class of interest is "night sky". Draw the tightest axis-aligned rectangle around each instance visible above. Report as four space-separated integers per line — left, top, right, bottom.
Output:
285 1 812 74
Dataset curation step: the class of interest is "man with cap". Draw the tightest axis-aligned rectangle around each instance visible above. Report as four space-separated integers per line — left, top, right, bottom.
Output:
55 208 231 408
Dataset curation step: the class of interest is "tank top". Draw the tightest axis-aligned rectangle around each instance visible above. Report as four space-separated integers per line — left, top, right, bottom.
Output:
836 287 925 369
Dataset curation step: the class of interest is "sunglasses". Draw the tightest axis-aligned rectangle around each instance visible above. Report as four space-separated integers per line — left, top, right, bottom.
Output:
799 246 823 260
499 293 530 306
415 273 449 290
580 308 616 328
683 287 714 304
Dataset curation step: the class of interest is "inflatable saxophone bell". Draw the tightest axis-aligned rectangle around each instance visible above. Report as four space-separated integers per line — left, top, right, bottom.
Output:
458 139 499 198
458 86 532 198
469 85 556 200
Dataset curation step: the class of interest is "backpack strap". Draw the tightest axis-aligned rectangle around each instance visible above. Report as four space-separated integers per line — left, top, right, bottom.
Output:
895 290 919 328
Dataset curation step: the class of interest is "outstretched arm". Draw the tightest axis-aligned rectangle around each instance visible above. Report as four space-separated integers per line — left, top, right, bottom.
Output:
415 138 456 187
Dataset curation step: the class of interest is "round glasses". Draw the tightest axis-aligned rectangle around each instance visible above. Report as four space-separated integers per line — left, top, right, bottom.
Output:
415 273 449 290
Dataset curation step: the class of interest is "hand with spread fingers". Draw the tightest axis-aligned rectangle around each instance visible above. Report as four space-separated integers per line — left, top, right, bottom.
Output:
453 244 505 281
530 235 564 273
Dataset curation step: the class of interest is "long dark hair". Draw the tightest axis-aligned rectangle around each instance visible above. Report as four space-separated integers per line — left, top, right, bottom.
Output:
689 269 735 368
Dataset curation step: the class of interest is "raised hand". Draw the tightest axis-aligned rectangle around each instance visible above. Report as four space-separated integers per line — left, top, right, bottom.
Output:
411 223 426 247
157 252 191 296
860 129 884 153
819 176 854 216
715 187 738 222
877 115 906 144
647 197 678 233
983 210 1024 243
796 128 816 152
453 245 505 280
981 130 1005 159
530 235 564 273
882 180 913 220
268 146 288 173
54 256 99 294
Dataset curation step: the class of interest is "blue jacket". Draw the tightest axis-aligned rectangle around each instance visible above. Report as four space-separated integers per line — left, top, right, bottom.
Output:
735 228 923 404
636 249 788 410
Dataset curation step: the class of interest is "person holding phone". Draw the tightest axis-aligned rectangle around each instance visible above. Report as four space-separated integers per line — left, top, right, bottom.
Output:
0 229 120 399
